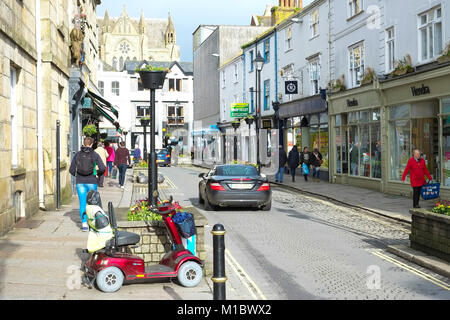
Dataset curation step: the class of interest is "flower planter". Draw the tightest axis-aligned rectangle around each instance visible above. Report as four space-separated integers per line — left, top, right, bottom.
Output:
231 122 241 130
138 71 167 90
437 54 450 64
139 119 150 127
409 209 450 262
118 206 208 265
244 118 254 126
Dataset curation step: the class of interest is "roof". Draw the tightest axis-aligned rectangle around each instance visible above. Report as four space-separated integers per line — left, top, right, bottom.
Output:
124 60 193 76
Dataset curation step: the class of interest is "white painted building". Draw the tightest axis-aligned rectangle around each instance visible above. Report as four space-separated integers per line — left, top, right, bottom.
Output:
97 60 194 154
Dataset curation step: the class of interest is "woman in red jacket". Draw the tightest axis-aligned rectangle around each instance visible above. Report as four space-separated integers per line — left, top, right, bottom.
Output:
402 149 432 208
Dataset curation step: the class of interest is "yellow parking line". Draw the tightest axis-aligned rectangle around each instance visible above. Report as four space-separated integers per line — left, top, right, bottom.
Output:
368 249 450 290
225 249 268 300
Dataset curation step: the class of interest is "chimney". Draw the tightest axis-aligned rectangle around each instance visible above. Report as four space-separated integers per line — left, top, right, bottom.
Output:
273 0 302 25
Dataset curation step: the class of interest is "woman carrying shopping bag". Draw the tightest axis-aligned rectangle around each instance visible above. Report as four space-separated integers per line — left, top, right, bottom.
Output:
401 149 432 209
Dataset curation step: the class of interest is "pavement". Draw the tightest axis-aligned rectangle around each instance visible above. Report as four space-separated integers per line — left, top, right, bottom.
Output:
265 173 439 224
0 171 213 300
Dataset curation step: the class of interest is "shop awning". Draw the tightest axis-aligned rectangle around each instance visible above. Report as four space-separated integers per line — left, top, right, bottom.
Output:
85 90 122 134
279 94 327 119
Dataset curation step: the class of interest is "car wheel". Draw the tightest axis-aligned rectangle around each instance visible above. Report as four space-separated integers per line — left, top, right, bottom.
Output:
96 267 124 293
261 201 272 211
198 188 204 204
203 195 215 211
177 261 203 287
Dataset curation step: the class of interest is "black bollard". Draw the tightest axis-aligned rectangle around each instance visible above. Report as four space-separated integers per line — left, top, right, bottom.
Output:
211 224 227 300
56 120 61 210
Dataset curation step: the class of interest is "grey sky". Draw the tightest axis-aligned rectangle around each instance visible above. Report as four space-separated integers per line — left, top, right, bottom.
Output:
97 0 313 62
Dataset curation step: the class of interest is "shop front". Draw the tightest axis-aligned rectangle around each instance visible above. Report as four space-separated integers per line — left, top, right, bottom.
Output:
279 95 329 180
328 62 450 199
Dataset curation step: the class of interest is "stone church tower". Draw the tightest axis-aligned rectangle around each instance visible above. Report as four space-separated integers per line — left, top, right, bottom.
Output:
98 6 181 71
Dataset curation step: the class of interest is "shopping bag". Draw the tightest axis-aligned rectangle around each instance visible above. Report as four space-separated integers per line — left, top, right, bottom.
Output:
421 183 440 200
302 163 310 175
111 167 118 179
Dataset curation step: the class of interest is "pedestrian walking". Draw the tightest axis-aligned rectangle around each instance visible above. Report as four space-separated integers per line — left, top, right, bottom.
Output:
402 149 432 209
287 145 300 182
310 148 323 182
69 137 106 232
105 141 115 177
94 141 108 187
275 145 287 183
300 147 312 182
114 141 131 189
133 144 141 165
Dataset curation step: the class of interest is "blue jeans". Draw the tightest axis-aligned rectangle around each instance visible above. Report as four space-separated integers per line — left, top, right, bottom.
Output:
76 184 98 223
107 161 113 176
313 167 320 179
118 164 127 187
275 167 285 182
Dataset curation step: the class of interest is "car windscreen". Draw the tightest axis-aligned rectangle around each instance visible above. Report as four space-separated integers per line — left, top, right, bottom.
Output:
216 165 258 177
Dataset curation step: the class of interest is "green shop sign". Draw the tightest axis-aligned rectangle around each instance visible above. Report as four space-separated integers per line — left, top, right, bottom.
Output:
230 103 249 118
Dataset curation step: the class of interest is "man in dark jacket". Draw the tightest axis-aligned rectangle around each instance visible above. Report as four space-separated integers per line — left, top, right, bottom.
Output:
288 145 300 182
69 137 106 232
310 148 323 182
114 141 131 189
275 145 288 183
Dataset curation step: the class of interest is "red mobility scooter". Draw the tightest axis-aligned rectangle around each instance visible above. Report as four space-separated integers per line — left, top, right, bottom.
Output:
83 196 203 293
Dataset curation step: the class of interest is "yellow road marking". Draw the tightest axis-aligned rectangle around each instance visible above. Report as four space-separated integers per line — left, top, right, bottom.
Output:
225 249 268 300
368 249 450 290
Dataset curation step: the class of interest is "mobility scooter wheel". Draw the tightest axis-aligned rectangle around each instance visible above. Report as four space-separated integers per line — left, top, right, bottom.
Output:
96 267 124 293
177 261 203 288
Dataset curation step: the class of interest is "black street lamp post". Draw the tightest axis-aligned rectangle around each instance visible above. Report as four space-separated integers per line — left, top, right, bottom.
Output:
254 52 265 174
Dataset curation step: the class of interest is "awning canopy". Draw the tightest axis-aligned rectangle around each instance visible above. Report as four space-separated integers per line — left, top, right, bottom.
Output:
85 90 122 134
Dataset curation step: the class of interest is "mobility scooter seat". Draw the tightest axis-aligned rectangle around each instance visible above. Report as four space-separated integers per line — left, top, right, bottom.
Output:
115 231 140 247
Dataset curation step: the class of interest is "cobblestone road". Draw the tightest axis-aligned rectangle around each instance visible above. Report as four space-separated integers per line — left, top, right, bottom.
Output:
161 166 450 300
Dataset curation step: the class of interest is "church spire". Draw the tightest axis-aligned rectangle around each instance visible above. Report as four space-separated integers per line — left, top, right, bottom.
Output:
139 10 145 34
165 12 176 46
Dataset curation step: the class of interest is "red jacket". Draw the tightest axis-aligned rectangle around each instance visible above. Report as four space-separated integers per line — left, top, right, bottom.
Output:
401 157 432 187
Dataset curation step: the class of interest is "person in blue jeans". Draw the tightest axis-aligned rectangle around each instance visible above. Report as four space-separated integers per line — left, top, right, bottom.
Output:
114 141 131 189
275 145 287 183
69 137 106 231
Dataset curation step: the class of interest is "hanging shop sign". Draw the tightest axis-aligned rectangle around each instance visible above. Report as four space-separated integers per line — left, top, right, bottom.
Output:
230 103 249 118
285 81 298 95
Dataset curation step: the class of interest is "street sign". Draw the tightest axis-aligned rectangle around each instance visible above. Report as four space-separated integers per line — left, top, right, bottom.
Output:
230 103 249 118
285 81 298 95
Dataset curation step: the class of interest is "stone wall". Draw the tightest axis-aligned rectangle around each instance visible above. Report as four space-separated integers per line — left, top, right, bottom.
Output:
410 209 450 262
117 207 207 265
0 0 39 236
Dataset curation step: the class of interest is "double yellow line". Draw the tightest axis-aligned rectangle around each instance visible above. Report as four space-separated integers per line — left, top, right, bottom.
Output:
368 249 450 291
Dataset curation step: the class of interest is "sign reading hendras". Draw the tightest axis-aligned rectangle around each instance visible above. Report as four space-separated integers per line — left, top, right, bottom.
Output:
230 103 249 118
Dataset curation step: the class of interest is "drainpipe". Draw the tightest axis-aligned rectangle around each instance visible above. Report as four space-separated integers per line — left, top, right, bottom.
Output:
36 0 45 210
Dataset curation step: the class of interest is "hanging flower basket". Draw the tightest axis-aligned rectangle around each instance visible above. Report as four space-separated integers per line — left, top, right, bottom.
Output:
140 117 150 127
82 124 97 137
231 121 241 130
136 66 168 90
244 116 254 125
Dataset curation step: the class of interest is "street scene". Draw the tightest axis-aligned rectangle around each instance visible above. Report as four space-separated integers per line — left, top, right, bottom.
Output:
1 0 450 305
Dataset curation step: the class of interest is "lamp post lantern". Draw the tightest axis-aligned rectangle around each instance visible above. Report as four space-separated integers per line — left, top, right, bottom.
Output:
254 51 265 174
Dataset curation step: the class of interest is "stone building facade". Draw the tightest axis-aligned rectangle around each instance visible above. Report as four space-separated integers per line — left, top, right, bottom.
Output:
97 5 180 71
0 0 39 234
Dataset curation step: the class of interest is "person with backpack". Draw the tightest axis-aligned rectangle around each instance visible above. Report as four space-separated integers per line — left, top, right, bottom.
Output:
287 145 300 182
300 147 312 182
275 145 288 183
69 137 106 232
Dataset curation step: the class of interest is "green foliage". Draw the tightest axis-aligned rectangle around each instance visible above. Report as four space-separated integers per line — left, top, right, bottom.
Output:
135 65 169 72
127 199 162 222
83 124 97 136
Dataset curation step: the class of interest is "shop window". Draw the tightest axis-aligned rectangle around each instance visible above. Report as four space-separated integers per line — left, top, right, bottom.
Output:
335 114 348 174
442 98 450 187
